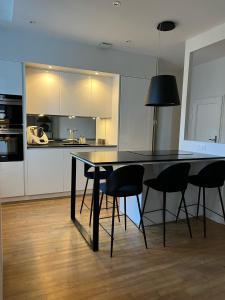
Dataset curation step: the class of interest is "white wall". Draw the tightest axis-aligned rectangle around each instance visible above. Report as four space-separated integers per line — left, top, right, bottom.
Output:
179 21 225 155
0 27 156 79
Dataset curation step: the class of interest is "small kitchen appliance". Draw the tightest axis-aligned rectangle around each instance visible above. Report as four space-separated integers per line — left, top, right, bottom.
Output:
27 126 49 145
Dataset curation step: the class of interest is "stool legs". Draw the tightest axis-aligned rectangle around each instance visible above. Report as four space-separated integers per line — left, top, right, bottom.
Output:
218 187 225 221
80 178 89 214
196 187 201 218
175 194 183 222
182 191 192 238
124 197 127 230
139 186 150 229
203 187 206 238
163 192 166 247
110 197 116 257
136 195 148 249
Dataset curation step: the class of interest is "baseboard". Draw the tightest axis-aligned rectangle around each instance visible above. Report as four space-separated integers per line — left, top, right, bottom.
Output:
0 189 92 204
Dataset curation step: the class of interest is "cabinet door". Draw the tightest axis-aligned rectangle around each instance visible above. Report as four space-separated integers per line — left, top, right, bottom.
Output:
60 72 91 117
90 76 112 118
26 149 63 195
0 60 22 95
26 68 60 115
0 162 24 198
119 76 154 151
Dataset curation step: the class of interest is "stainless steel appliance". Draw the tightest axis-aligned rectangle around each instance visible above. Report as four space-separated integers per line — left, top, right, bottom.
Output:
0 94 23 161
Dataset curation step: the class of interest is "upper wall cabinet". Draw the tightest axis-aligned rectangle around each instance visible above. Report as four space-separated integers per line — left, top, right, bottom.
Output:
60 72 92 117
0 60 22 95
26 67 113 118
90 76 112 118
26 67 60 115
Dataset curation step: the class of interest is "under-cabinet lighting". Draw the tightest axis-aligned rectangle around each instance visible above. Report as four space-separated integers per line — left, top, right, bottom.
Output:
95 72 99 75
68 116 76 119
38 114 44 117
49 66 52 69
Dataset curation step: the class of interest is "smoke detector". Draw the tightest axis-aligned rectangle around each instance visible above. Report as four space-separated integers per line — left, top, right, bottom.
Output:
98 42 113 49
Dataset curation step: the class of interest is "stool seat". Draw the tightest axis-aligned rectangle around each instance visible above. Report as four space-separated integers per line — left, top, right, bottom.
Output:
189 175 224 188
144 178 188 193
100 182 140 197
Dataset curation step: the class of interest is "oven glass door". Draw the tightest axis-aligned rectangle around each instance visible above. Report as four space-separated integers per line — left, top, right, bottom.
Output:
0 133 23 161
0 104 23 128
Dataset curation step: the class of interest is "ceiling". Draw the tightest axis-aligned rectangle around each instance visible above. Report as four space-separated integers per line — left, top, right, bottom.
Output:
3 0 225 67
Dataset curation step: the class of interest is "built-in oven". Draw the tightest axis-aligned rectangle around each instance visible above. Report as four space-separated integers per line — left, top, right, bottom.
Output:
0 94 24 161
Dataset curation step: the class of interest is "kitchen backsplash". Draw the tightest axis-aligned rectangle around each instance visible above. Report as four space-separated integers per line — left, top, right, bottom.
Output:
27 115 96 140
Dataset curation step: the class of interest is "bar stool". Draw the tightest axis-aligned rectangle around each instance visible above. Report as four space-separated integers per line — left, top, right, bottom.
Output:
141 163 192 247
99 165 147 257
80 163 113 225
176 161 225 237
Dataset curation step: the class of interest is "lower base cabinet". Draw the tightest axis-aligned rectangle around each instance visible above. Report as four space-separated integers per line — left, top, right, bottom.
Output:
0 162 25 198
26 147 116 196
26 149 64 195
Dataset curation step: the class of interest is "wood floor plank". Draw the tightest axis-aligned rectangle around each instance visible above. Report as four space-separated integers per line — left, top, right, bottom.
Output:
2 197 225 299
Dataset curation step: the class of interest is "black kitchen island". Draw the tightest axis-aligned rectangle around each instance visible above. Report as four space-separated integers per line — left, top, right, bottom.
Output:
70 150 225 252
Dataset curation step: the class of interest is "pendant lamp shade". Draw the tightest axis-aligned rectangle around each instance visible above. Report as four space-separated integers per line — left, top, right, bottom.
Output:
145 75 180 106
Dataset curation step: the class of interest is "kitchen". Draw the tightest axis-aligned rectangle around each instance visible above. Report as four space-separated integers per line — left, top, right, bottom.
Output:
2 1 225 299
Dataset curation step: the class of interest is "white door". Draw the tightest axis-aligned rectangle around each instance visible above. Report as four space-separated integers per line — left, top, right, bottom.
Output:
119 76 154 151
190 97 222 143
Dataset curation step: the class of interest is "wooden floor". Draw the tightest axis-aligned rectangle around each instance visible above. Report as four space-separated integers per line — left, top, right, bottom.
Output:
2 197 225 300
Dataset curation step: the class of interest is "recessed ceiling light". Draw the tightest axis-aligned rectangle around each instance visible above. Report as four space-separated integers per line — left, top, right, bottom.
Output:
113 1 121 7
29 20 36 24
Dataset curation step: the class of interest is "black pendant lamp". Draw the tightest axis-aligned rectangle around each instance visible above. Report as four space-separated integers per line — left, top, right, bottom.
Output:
145 21 180 107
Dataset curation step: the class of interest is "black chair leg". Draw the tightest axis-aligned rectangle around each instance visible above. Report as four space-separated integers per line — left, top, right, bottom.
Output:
136 195 148 249
89 194 94 226
175 195 183 222
139 186 150 229
196 187 201 218
115 197 120 222
106 195 108 209
124 197 127 230
99 192 104 215
163 192 166 247
80 178 89 214
110 197 116 257
203 187 206 238
218 187 225 221
182 191 192 238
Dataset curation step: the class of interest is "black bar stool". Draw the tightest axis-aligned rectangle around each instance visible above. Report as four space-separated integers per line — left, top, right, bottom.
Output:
141 163 192 247
80 163 113 225
176 161 225 237
99 165 147 257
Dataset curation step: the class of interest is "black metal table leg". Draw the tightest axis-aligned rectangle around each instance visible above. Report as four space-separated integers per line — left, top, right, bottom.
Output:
71 156 76 220
92 167 100 252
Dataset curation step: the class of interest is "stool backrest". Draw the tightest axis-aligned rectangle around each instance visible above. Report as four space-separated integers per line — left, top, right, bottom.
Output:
198 161 225 186
84 163 113 176
106 165 144 195
157 163 191 191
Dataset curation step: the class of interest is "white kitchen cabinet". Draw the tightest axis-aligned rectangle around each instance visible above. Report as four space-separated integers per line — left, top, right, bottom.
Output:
119 76 154 151
90 76 112 118
0 162 24 198
26 149 64 195
26 67 60 115
60 72 91 117
0 60 22 95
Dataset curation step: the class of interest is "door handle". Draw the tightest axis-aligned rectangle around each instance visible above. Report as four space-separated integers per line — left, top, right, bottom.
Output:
209 135 218 143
